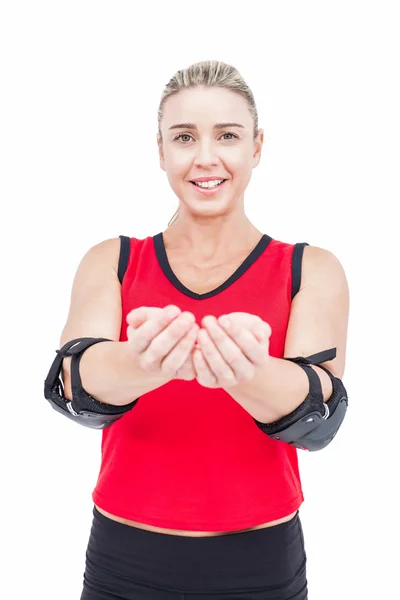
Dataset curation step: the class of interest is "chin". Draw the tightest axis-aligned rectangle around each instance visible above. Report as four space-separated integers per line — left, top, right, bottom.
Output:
191 203 234 219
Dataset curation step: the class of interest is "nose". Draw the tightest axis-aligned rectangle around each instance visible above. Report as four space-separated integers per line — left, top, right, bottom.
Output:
193 140 219 167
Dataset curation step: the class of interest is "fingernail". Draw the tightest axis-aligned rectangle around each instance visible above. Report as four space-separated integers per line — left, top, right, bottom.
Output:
220 317 231 329
166 307 180 318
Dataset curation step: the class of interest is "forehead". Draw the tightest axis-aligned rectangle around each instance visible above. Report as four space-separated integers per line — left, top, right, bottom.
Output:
162 86 253 129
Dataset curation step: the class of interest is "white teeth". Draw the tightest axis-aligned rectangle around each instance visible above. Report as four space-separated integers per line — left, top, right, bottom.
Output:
193 179 224 188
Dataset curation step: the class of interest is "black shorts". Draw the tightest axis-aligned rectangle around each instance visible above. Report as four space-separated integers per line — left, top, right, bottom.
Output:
80 506 308 600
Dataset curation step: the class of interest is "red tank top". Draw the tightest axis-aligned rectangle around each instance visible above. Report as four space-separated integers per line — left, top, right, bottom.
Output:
92 232 308 531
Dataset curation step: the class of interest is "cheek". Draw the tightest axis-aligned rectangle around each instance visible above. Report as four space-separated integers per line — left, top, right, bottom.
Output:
221 142 252 164
164 151 191 177
225 150 253 177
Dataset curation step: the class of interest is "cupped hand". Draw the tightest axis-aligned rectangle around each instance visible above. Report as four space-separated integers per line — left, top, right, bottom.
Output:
181 312 272 389
126 305 199 380
126 306 271 388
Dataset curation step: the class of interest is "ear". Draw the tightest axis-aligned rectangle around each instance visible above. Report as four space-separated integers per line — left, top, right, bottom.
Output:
157 134 165 171
252 128 264 168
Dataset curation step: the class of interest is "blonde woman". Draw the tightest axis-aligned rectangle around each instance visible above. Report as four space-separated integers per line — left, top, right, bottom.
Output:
45 60 349 599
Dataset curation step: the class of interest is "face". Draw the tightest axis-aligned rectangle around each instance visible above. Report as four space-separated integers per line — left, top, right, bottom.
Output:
158 86 263 217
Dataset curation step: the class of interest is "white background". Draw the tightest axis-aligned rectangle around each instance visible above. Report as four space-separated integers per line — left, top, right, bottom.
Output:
1 1 399 598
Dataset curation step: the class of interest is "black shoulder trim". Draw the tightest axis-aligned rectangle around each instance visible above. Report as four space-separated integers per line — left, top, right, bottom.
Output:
118 235 130 285
291 242 310 300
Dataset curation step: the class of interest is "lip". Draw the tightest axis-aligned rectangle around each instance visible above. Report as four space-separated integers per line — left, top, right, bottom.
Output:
190 177 227 182
189 179 228 195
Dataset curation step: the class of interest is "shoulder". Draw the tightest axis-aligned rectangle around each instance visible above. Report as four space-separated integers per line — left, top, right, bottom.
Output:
83 237 121 260
301 245 349 294
78 237 122 279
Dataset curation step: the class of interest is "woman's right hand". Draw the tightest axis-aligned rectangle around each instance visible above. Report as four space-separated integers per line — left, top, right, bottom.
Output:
126 305 199 381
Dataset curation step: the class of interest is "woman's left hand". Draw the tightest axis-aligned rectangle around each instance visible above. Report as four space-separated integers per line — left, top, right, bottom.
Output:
193 312 271 389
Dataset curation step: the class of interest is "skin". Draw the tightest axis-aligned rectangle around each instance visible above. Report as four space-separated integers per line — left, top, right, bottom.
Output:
96 86 298 536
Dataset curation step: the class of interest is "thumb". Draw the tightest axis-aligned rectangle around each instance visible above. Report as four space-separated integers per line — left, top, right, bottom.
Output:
253 321 272 343
126 306 160 328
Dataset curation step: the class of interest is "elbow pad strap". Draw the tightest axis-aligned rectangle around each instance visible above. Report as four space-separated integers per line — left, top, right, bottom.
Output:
253 348 348 451
44 337 139 429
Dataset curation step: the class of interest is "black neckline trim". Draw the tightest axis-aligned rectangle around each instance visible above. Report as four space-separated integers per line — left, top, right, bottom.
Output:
153 232 273 300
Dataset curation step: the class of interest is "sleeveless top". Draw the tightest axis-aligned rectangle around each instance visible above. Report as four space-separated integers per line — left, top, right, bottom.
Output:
91 232 309 531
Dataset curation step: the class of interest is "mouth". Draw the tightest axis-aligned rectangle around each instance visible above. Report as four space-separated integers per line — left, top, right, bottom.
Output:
189 179 228 195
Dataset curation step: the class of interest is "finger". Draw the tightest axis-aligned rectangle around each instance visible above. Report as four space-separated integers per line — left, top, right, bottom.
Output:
252 320 272 341
127 307 187 354
253 329 265 343
126 307 157 328
139 312 196 371
196 328 237 386
175 349 196 381
201 316 253 372
217 316 270 366
161 323 199 374
218 313 271 341
127 305 181 328
192 347 219 388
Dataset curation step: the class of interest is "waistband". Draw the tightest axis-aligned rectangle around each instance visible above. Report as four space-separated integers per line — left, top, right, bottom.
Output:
85 505 306 594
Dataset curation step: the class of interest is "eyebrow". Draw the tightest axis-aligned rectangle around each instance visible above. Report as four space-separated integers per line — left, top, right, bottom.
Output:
168 122 245 130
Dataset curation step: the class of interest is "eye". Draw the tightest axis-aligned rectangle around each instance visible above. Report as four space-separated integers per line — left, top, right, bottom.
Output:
174 133 194 143
220 132 238 140
173 132 239 143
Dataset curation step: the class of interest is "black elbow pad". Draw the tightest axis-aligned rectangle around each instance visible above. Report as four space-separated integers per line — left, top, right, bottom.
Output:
253 348 348 451
44 337 139 429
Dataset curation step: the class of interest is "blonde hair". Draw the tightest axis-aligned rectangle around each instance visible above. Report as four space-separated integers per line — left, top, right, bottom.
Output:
158 60 259 228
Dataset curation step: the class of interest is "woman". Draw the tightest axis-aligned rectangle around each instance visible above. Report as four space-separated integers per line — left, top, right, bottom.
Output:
50 60 349 599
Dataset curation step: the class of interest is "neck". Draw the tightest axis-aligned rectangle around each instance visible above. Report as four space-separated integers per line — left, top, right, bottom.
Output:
163 214 262 264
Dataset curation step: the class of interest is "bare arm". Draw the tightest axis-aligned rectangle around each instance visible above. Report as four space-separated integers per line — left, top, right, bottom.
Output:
59 238 190 406
221 246 349 423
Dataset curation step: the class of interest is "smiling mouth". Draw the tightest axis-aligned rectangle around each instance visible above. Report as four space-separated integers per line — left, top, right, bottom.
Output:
190 179 227 188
